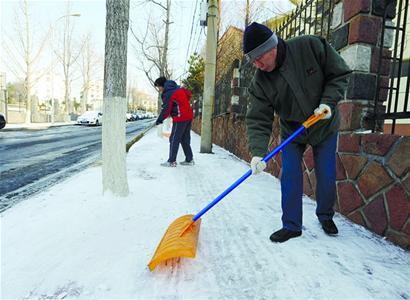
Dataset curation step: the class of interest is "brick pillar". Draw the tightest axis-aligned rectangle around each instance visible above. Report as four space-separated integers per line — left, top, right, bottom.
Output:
330 0 396 132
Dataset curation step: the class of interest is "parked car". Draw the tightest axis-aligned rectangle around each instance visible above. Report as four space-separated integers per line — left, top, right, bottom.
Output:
131 113 139 120
0 113 6 129
126 113 135 122
76 111 103 126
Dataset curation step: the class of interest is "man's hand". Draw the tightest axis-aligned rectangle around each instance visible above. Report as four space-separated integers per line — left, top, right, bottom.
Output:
155 120 163 126
250 156 267 175
314 104 331 119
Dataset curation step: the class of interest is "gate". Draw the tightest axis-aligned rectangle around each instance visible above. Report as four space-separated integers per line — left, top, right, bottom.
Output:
374 0 410 134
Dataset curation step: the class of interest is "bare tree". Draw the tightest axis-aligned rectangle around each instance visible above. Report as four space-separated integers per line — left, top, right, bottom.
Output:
219 0 270 34
79 32 102 113
102 0 130 196
130 0 172 112
1 0 49 124
54 1 82 117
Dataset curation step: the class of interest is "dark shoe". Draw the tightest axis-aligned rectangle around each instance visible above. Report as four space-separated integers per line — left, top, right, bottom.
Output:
269 228 302 243
180 160 195 166
320 219 338 235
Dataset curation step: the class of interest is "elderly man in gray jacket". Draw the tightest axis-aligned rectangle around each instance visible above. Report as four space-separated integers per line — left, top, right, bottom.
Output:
244 22 351 243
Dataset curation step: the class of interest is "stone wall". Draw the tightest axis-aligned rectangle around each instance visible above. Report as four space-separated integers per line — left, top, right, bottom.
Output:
335 133 410 248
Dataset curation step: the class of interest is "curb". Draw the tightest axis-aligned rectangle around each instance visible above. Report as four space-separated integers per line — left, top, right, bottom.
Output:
1 123 76 132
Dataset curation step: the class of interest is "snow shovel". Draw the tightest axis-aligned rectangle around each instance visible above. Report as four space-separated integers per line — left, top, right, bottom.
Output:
148 111 328 271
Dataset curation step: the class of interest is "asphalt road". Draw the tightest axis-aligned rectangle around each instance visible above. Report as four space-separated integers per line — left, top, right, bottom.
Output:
0 120 154 212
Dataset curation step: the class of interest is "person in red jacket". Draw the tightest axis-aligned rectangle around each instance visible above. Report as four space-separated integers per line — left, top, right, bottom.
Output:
154 77 194 167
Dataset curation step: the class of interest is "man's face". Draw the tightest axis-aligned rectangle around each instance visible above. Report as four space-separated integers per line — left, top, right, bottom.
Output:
157 86 164 93
252 47 278 72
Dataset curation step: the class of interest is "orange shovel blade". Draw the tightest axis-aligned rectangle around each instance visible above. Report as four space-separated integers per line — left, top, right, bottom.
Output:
148 214 201 271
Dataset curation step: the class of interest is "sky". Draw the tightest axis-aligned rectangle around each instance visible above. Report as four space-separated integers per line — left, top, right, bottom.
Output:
2 126 410 299
0 0 295 99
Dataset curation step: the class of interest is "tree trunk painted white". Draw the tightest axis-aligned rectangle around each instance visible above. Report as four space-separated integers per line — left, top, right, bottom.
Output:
102 0 130 197
102 97 128 196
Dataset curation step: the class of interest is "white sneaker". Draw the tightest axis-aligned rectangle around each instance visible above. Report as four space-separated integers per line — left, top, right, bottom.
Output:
160 161 177 167
180 160 195 166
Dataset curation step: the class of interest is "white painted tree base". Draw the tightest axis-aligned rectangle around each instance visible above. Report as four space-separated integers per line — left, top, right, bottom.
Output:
102 96 129 197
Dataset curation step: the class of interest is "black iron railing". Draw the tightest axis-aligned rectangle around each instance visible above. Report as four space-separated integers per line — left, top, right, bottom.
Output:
276 0 334 40
230 0 335 117
373 0 410 134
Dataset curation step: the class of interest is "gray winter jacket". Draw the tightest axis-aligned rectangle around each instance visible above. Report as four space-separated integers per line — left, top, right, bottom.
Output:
246 35 351 157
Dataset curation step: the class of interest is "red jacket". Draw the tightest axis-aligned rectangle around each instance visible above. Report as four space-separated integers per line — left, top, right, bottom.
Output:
156 80 193 123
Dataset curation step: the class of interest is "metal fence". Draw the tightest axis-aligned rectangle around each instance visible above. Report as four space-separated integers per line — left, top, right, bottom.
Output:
373 0 410 134
214 0 335 117
276 0 334 40
214 60 237 116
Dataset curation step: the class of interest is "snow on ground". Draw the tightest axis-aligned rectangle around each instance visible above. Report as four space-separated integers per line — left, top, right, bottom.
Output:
1 129 410 300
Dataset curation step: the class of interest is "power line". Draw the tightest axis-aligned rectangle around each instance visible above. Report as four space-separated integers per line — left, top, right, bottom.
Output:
194 27 204 55
185 0 199 61
182 0 200 78
176 26 203 83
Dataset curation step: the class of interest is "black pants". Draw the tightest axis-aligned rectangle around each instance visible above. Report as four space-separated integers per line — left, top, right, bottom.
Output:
168 120 193 163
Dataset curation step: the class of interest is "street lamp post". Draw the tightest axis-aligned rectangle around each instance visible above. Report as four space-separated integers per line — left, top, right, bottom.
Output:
50 13 80 123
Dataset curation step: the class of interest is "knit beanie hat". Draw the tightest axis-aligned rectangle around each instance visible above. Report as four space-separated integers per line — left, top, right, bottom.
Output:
243 22 278 62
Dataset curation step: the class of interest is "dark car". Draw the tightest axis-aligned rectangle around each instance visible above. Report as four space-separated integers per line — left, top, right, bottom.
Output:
0 113 6 129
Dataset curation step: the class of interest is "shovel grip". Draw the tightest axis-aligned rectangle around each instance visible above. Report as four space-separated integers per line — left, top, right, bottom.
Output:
302 110 328 128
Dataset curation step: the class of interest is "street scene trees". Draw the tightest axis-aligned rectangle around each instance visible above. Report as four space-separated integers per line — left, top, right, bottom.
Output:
53 1 82 118
1 0 49 124
0 1 158 125
130 0 173 114
79 32 102 114
0 0 326 198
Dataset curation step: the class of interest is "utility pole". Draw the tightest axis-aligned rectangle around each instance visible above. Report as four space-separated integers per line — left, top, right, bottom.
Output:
200 0 218 153
245 0 250 28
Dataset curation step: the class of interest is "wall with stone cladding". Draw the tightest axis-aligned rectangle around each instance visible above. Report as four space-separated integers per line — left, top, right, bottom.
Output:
332 133 409 248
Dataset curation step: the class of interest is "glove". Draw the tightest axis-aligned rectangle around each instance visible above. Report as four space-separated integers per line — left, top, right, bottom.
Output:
314 104 331 119
250 156 267 175
155 119 163 125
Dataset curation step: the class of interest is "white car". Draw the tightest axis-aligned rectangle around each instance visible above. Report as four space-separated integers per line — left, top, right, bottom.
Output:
0 113 6 129
77 111 103 126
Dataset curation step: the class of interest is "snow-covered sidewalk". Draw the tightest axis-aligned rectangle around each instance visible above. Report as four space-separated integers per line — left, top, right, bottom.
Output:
1 129 409 299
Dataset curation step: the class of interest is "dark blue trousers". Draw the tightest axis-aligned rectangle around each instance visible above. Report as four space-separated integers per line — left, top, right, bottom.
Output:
281 132 338 231
168 120 193 163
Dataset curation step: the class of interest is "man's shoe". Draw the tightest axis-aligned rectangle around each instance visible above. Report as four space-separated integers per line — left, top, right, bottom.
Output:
180 160 195 166
160 161 177 167
269 228 302 243
320 219 338 235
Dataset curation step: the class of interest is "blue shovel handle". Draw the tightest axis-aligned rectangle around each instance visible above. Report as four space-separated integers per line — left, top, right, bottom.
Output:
190 111 327 222
191 125 306 222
